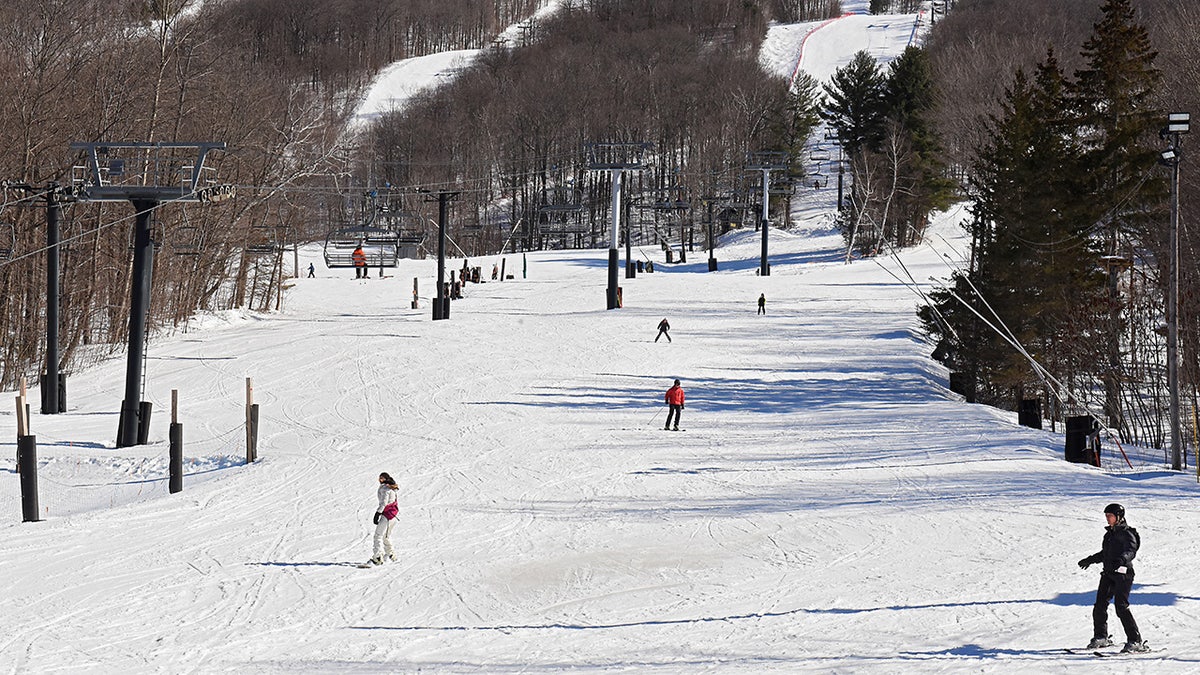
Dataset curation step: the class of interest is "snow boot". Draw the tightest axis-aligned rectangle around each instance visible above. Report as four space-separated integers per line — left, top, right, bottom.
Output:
1087 636 1113 649
1121 641 1149 653
367 556 383 566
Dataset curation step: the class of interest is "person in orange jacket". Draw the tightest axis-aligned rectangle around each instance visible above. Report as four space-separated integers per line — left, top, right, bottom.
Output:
352 245 368 279
664 379 685 431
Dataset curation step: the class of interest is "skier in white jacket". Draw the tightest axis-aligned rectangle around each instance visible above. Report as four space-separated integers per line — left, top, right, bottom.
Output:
369 472 399 566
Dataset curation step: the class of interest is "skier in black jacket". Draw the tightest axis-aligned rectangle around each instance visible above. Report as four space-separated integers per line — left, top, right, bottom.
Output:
1077 503 1147 653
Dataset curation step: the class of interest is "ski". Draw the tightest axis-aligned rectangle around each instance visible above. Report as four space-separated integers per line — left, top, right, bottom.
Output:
1093 648 1156 657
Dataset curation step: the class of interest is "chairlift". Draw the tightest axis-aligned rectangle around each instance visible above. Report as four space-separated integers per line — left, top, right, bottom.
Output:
810 149 832 161
245 225 281 256
323 226 400 267
376 210 426 246
768 176 795 196
537 187 584 213
810 173 829 189
173 226 206 256
171 208 205 256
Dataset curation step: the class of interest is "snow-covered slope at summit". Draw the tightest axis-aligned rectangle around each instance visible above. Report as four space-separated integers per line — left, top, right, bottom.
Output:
4 2 1200 672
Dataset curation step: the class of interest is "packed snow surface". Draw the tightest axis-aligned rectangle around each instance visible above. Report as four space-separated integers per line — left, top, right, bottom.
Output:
3 207 1198 672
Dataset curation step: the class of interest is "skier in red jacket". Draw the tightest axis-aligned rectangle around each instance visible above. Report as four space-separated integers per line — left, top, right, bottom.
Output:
664 379 685 431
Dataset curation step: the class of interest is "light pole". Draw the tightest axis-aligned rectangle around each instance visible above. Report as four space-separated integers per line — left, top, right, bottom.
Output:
1160 112 1189 471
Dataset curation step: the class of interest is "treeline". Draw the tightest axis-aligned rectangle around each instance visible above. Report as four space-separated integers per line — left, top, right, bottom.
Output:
369 0 830 254
0 0 543 389
921 0 1200 447
208 0 543 90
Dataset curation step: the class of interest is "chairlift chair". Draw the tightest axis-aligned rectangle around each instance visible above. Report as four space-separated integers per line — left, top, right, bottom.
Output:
323 226 401 267
244 224 282 256
171 208 205 256
810 149 832 161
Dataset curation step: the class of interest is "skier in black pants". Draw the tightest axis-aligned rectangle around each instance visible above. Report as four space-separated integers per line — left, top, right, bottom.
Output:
663 379 684 431
757 294 766 315
655 318 671 343
1078 503 1147 653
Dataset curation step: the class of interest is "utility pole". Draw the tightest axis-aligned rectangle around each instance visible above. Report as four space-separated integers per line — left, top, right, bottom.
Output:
747 152 789 276
1161 112 1190 471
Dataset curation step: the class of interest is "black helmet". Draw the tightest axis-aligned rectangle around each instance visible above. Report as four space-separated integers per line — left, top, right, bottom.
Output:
1104 503 1125 518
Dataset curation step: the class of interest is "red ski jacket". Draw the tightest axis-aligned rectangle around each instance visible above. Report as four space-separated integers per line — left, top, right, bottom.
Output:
664 385 685 406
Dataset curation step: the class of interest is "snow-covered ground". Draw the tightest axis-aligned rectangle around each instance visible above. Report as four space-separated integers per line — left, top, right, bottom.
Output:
4 2 1199 672
4 207 1197 672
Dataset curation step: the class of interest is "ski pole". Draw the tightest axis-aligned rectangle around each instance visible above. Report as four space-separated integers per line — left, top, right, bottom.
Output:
648 406 664 428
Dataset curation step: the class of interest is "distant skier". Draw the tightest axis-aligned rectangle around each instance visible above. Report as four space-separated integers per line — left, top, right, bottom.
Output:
1078 503 1147 653
757 293 766 315
307 262 315 278
352 245 368 279
655 318 671 343
366 472 400 566
492 263 498 280
663 379 685 431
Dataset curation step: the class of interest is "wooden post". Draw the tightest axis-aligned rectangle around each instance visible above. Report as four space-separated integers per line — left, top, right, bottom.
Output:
412 277 419 309
18 377 29 433
245 378 254 463
15 395 27 437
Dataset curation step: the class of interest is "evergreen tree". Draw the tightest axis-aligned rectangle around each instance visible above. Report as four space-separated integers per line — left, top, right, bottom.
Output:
881 45 956 244
821 50 888 157
769 72 823 176
1069 0 1166 430
923 53 1107 402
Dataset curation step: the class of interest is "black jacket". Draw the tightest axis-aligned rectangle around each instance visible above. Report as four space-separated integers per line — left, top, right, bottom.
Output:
1081 523 1139 575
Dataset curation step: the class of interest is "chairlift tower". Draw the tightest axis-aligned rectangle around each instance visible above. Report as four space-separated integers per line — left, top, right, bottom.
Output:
71 141 232 447
746 151 789 276
419 189 459 320
587 142 651 309
2 180 77 414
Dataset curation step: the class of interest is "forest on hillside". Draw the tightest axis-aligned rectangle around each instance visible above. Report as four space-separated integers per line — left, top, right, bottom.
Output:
0 0 543 388
0 0 836 391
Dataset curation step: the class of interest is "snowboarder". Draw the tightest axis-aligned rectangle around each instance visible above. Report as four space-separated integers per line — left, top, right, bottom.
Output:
757 293 766 315
352 245 368 279
655 318 671 343
1078 503 1147 653
367 472 400 566
307 262 315 278
664 379 684 431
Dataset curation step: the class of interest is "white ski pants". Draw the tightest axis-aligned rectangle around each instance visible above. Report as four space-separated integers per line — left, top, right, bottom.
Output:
373 516 396 558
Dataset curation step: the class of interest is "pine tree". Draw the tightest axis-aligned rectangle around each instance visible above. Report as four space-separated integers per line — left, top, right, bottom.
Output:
821 50 888 157
881 45 956 245
923 52 1108 403
1069 0 1166 431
